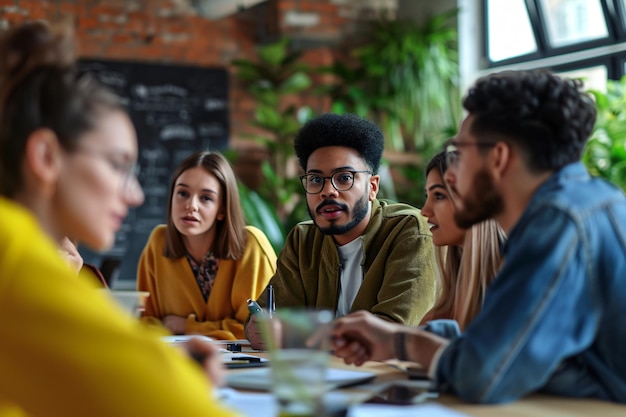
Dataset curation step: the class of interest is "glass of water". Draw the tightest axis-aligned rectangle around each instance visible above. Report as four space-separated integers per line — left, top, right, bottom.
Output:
262 309 333 417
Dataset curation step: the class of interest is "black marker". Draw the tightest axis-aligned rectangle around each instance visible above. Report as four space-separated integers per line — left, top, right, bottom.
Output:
231 356 261 363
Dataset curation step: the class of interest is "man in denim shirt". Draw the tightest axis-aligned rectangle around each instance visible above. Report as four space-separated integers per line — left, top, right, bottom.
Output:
331 69 626 404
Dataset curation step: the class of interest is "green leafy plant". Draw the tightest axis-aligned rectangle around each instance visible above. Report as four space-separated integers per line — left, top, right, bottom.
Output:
233 38 312 219
237 180 285 254
356 9 461 153
315 9 461 207
584 76 626 191
318 9 460 154
316 61 370 118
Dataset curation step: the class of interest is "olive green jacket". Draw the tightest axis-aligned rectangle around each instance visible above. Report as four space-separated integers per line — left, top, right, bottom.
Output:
261 199 436 325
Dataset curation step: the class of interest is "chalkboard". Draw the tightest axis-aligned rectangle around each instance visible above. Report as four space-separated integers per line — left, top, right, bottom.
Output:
77 59 229 289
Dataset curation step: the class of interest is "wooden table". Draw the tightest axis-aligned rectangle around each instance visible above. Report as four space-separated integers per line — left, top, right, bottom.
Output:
329 358 626 416
440 395 626 417
229 353 626 417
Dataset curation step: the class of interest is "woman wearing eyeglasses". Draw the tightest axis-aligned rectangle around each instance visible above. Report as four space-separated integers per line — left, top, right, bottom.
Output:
137 150 277 340
420 151 505 330
0 21 238 416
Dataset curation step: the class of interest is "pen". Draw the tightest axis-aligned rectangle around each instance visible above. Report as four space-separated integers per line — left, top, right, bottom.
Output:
267 284 275 318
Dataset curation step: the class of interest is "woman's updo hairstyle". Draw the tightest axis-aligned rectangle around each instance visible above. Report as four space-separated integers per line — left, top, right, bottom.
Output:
0 21 123 197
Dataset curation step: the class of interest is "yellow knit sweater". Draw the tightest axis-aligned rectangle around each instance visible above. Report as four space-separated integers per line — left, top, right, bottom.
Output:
0 197 239 417
137 225 276 340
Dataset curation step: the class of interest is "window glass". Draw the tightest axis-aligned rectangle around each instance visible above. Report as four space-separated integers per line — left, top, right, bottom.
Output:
487 0 537 62
554 65 608 92
539 0 608 48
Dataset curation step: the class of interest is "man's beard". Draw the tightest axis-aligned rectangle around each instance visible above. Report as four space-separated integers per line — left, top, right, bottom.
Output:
308 193 370 236
453 168 503 229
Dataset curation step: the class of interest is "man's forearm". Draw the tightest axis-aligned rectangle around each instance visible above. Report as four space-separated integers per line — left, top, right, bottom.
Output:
402 329 450 371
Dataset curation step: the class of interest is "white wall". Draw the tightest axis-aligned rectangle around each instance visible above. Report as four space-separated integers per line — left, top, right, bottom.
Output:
457 0 483 93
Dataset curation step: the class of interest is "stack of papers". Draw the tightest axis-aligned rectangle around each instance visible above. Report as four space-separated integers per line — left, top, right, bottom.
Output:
217 389 470 417
225 367 376 391
161 335 266 368
218 387 365 417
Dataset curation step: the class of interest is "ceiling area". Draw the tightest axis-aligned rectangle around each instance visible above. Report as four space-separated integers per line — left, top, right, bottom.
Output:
190 0 267 19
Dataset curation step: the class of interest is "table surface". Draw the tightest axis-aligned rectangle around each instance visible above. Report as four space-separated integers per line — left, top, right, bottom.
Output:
228 351 626 417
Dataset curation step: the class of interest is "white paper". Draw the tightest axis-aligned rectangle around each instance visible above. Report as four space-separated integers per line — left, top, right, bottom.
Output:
225 367 376 391
218 387 365 417
218 388 277 416
161 335 215 344
347 403 471 417
161 335 256 355
161 335 250 345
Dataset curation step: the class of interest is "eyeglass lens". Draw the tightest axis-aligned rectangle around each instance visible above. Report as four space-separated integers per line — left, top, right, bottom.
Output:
302 171 357 193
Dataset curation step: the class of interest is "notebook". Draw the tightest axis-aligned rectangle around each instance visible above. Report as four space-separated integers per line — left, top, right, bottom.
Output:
226 367 377 391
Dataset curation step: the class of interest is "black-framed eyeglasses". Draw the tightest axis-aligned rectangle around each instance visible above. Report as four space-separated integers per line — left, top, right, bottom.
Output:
444 139 497 167
299 170 372 194
74 147 141 193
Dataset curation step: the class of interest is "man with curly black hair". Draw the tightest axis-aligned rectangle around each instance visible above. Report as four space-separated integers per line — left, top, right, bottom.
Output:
246 113 436 349
331 70 626 404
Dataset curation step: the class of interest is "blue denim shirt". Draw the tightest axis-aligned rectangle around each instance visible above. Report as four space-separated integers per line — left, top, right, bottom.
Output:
431 162 626 404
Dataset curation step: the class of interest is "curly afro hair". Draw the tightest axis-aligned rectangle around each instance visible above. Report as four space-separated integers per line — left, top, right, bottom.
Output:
463 69 596 173
294 113 384 174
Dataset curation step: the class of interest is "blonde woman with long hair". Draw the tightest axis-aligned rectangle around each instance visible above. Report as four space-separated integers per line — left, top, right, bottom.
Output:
420 151 506 330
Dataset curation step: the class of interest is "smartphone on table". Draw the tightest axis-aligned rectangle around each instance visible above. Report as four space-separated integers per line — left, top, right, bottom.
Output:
366 383 438 405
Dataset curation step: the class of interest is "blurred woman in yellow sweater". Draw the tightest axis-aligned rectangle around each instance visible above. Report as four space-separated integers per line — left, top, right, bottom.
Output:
137 151 276 340
0 21 238 417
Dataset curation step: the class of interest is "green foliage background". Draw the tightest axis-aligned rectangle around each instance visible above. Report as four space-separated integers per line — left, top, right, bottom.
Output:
232 11 461 253
583 76 626 191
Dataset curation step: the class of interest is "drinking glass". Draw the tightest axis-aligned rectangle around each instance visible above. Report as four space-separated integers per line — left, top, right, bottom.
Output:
262 309 333 417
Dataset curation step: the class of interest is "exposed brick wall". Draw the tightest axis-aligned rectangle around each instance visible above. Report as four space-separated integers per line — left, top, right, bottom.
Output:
0 0 397 186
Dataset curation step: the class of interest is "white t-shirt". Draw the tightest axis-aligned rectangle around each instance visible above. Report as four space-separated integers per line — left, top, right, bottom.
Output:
335 237 364 318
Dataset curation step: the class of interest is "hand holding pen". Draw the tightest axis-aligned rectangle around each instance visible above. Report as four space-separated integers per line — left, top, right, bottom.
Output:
246 285 276 350
246 284 275 317
246 300 267 350
246 298 264 316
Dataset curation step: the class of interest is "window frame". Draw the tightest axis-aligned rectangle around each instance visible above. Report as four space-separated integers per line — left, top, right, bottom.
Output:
483 0 626 80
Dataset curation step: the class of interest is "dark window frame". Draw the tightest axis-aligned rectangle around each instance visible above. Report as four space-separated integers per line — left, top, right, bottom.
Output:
483 0 626 79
